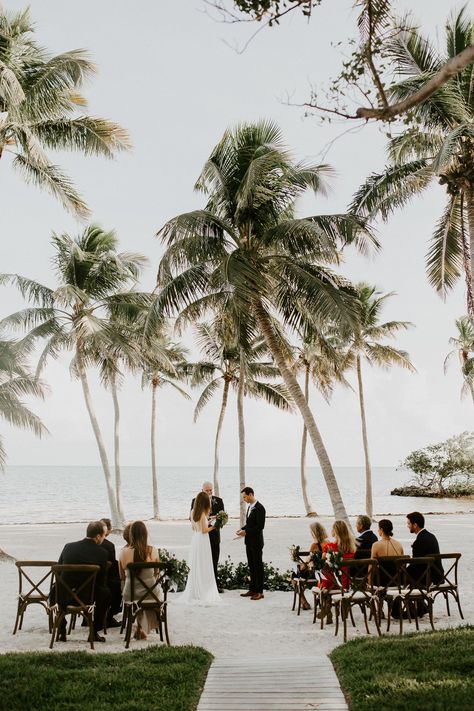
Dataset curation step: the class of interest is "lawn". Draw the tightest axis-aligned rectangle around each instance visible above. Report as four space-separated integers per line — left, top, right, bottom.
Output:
0 645 212 711
331 626 474 711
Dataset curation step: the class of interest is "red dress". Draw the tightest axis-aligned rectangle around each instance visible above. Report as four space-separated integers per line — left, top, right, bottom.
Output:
320 542 354 590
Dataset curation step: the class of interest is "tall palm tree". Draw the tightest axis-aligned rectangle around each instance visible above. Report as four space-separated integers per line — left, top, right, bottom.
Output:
0 225 146 526
0 336 48 468
351 7 474 316
293 324 349 517
152 121 376 522
445 315 474 403
0 7 130 217
342 283 415 518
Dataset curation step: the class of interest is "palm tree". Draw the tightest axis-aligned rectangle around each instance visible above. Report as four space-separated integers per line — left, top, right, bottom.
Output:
293 324 349 517
351 7 474 316
0 225 147 527
445 315 474 403
0 7 130 217
342 283 415 519
152 121 376 522
0 336 48 468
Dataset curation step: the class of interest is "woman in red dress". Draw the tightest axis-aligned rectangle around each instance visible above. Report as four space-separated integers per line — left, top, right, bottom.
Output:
318 520 357 622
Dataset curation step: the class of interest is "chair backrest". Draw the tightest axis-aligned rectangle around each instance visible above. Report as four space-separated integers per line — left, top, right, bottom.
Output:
52 564 100 609
127 562 169 607
430 553 461 588
338 558 378 599
373 555 410 589
15 561 56 600
397 556 434 591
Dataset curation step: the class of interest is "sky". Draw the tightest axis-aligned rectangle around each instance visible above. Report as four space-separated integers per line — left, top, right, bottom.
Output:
1 0 474 469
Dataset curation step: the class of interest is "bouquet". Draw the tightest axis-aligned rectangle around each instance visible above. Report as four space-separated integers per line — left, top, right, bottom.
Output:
289 545 301 563
307 550 325 572
214 511 229 529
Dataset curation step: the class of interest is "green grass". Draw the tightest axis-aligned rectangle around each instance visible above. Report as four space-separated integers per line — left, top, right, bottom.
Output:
330 626 474 711
0 645 212 711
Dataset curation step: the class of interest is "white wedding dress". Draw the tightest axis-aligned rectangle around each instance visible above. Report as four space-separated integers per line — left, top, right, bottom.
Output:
179 514 222 605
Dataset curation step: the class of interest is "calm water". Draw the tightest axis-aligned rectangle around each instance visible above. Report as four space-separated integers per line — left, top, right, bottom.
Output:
1 466 473 525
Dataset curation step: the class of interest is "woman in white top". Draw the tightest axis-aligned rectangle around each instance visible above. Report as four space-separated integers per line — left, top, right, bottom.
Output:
180 491 221 605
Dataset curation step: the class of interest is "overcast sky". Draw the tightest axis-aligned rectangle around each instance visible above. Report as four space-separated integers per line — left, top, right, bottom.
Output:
1 0 473 469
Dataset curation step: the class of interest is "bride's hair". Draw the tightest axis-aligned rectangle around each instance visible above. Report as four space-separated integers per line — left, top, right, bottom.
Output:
192 491 211 522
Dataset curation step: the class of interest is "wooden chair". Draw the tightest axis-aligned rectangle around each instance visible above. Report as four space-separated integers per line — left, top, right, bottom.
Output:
49 564 100 650
13 561 56 634
122 562 170 648
372 555 411 627
331 558 381 643
429 553 464 619
290 550 317 615
67 561 112 635
388 557 436 634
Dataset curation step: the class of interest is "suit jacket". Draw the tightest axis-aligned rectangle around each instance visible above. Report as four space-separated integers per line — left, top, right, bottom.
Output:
56 538 109 606
190 495 225 545
241 501 265 549
411 529 443 583
354 529 378 559
101 537 120 582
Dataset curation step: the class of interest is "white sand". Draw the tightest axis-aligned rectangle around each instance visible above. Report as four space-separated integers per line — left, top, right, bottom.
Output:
0 514 472 658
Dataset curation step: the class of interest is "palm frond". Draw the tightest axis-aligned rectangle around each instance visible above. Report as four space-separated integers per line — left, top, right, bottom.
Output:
426 196 463 296
193 377 223 421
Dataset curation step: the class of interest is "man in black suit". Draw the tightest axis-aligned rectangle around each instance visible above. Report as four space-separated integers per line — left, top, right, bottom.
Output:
100 518 122 627
354 515 378 559
191 482 225 592
56 521 111 643
237 486 266 601
407 511 444 584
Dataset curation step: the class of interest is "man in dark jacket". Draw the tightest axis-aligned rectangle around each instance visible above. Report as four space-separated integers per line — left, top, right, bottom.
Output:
191 482 225 591
237 487 266 601
407 511 444 584
354 515 378 559
100 518 122 627
56 521 111 642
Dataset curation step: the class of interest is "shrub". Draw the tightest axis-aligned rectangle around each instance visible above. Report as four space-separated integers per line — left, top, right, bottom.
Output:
217 555 292 591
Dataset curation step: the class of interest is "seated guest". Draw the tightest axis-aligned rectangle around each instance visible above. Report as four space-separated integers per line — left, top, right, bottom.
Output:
370 519 404 588
56 520 111 643
119 521 160 640
318 520 357 623
296 521 329 611
354 515 378 558
100 518 122 628
407 511 444 584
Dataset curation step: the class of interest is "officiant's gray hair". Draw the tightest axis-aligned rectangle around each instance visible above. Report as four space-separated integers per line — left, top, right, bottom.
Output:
202 481 213 490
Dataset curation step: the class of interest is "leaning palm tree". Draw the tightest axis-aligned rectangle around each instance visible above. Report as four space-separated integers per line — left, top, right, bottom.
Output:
0 7 130 217
351 7 474 316
0 336 48 468
151 121 376 522
0 225 147 527
342 283 415 519
445 315 474 403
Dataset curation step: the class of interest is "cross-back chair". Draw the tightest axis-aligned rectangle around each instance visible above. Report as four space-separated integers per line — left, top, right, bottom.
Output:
331 558 381 643
372 555 411 626
13 561 56 634
429 553 463 619
388 556 436 634
122 562 170 648
49 564 100 650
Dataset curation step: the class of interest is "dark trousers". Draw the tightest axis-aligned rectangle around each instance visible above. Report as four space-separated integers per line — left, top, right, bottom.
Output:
210 536 220 586
246 544 264 594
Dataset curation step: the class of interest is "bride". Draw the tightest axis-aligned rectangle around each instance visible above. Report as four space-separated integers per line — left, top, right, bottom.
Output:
180 491 222 604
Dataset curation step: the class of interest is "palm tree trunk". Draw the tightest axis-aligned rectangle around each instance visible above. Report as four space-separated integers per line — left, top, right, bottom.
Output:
356 355 373 519
253 298 349 523
300 364 317 517
465 186 474 316
76 347 121 527
237 354 246 527
213 379 230 497
110 370 126 523
151 381 160 519
460 194 474 318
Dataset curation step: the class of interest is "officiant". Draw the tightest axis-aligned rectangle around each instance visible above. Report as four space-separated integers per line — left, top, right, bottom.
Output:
190 482 225 592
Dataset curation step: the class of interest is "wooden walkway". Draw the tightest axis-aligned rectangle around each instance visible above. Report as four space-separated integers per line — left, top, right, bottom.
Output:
197 655 348 711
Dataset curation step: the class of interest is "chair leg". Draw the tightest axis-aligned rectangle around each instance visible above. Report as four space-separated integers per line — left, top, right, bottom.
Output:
362 604 370 635
163 607 170 646
455 592 464 620
50 612 62 650
445 592 451 616
427 599 435 631
349 607 356 628
334 602 340 637
87 615 95 650
13 604 22 635
291 581 297 612
297 583 302 616
124 610 134 649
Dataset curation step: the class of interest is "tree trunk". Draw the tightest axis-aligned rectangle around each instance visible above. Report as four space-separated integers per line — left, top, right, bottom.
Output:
253 298 349 523
300 363 317 516
213 379 230 497
151 381 160 519
460 193 474 318
110 370 126 523
76 347 121 527
465 186 474 317
356 355 373 519
237 354 246 527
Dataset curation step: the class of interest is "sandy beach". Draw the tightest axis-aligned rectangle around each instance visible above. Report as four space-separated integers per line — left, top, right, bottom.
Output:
0 514 472 658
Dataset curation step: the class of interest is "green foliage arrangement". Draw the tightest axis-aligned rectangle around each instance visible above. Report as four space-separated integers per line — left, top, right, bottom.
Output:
217 555 292 591
159 549 190 592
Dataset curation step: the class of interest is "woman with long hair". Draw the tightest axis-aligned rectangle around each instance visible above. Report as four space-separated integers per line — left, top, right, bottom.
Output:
119 520 160 640
180 491 221 604
296 521 330 610
318 520 357 623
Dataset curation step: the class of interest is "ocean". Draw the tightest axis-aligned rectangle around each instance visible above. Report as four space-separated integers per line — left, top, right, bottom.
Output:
1 465 473 525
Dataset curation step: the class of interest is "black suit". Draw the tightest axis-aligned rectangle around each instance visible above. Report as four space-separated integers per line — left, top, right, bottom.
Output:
410 528 443 584
101 537 122 617
57 538 111 632
354 529 378 559
241 501 266 594
191 495 225 584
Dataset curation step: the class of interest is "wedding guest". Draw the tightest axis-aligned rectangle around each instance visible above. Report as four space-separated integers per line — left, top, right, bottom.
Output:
297 521 329 611
406 511 444 584
119 521 160 640
371 519 404 559
318 520 357 623
122 522 131 547
237 487 266 601
100 518 122 628
354 515 378 559
190 482 225 592
56 521 111 643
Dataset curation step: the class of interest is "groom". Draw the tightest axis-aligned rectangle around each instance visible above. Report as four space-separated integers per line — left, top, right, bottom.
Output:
236 487 266 601
190 482 225 592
